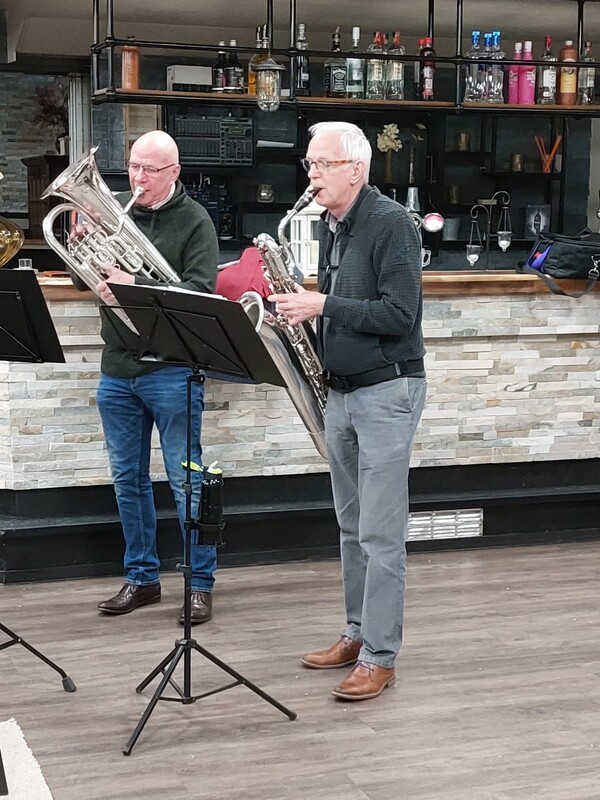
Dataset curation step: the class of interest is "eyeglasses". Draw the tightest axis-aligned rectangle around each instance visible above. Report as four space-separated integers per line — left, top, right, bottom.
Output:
126 162 176 175
299 158 353 174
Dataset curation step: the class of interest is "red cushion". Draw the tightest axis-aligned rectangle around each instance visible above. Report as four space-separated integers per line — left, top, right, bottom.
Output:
216 246 271 301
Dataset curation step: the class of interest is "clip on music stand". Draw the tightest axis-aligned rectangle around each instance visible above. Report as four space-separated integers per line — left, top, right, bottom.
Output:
108 281 296 756
0 270 76 695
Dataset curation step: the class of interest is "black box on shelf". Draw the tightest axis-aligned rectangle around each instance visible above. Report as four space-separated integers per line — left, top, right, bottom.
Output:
172 115 254 166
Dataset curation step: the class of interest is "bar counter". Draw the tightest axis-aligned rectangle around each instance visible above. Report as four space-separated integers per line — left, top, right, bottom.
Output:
1 270 599 491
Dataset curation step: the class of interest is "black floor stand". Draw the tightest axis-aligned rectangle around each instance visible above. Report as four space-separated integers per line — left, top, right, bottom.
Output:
123 369 296 756
0 621 76 693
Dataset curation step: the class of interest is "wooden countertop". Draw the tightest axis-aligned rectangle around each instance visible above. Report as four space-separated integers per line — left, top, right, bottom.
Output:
36 270 598 300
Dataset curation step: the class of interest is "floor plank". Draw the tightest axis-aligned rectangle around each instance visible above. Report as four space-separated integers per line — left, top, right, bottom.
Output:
1 542 600 799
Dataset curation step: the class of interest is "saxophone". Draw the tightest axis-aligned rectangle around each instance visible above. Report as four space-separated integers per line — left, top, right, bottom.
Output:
249 187 328 459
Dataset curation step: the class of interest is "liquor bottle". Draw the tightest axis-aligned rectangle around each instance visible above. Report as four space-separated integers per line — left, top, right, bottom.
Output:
419 37 435 100
247 25 268 97
480 33 493 101
366 31 386 99
294 23 311 96
211 40 227 93
518 41 536 104
224 39 244 94
558 39 578 105
346 26 365 98
487 30 505 104
464 30 484 103
386 30 405 100
507 42 521 103
536 36 557 104
324 27 346 98
577 41 595 104
414 38 424 100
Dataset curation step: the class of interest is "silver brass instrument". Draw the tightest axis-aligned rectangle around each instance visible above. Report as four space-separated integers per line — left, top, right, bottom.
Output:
246 187 328 458
41 147 181 329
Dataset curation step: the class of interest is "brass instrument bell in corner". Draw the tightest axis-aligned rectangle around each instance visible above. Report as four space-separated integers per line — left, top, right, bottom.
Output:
0 216 25 268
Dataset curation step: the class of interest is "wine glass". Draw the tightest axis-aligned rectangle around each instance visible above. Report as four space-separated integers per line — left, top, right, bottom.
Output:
466 244 481 266
497 231 512 252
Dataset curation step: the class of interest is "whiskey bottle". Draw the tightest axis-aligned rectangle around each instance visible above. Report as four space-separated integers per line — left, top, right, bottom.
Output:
346 27 365 99
324 27 346 98
366 31 386 100
247 25 268 97
224 39 244 93
211 41 227 93
294 23 311 96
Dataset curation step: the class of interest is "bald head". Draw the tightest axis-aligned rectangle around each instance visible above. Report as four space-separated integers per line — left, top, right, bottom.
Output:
128 130 181 207
131 130 180 165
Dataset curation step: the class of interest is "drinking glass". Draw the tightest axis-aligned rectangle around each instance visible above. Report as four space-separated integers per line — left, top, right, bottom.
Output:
466 244 481 266
497 231 512 252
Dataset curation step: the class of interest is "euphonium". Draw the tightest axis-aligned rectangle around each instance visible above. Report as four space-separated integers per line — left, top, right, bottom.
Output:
243 187 328 459
41 147 181 329
0 216 24 268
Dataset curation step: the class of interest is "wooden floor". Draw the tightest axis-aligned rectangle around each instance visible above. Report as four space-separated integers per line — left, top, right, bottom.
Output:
1 542 600 800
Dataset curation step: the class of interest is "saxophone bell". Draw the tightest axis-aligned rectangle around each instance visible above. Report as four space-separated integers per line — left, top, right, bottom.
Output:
241 187 328 459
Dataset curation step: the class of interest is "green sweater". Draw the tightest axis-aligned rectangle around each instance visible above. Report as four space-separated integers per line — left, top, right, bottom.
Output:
100 181 219 378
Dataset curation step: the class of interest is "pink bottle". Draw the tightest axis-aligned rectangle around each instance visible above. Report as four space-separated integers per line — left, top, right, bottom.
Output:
518 40 536 104
508 42 522 104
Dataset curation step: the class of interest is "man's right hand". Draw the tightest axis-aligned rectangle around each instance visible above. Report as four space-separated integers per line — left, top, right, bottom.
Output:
69 221 96 243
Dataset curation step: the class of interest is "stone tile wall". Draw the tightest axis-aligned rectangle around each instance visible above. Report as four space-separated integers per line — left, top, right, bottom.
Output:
1 292 599 490
0 74 69 214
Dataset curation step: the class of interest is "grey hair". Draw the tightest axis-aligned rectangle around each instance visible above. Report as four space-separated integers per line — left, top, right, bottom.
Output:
308 121 372 181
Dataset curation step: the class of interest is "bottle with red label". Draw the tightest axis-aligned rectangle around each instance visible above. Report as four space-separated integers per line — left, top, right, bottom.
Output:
419 37 435 100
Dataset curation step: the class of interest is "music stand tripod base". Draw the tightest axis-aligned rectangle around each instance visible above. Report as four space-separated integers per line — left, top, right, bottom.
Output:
0 622 76 693
0 271 75 696
109 283 295 756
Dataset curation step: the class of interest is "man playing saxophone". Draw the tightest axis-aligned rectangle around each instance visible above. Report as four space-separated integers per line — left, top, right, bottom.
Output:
72 130 220 624
271 121 427 701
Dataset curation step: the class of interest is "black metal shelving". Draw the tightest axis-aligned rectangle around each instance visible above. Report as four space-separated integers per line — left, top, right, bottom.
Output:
90 0 600 253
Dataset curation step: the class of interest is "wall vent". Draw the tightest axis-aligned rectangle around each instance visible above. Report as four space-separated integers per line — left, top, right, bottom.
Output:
407 508 483 541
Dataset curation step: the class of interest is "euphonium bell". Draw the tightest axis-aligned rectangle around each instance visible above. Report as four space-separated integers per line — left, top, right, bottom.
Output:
0 216 24 268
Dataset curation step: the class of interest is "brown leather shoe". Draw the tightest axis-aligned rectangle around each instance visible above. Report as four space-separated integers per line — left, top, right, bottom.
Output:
332 661 396 700
98 583 161 615
179 591 212 625
301 635 361 669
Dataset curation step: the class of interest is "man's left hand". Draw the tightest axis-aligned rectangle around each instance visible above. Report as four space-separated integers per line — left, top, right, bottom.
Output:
268 285 326 326
96 266 135 306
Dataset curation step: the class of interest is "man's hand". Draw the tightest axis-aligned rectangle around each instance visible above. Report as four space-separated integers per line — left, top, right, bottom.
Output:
268 285 326 326
69 221 97 243
96 266 134 306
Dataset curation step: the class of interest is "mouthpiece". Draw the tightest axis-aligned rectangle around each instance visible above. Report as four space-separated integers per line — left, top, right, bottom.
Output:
292 186 315 213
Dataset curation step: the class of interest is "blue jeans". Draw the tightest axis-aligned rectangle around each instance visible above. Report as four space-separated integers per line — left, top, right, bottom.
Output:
97 368 216 591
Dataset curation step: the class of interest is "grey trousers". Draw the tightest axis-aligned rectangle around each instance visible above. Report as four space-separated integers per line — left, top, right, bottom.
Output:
325 376 427 668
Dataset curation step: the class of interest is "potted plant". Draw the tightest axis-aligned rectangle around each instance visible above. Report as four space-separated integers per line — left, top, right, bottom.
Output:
33 82 69 155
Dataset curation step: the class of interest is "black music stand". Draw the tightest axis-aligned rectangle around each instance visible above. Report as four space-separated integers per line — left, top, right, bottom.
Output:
108 281 296 756
0 270 76 694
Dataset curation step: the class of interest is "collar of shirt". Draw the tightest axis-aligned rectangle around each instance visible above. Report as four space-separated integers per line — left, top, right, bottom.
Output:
324 183 371 235
149 181 176 210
